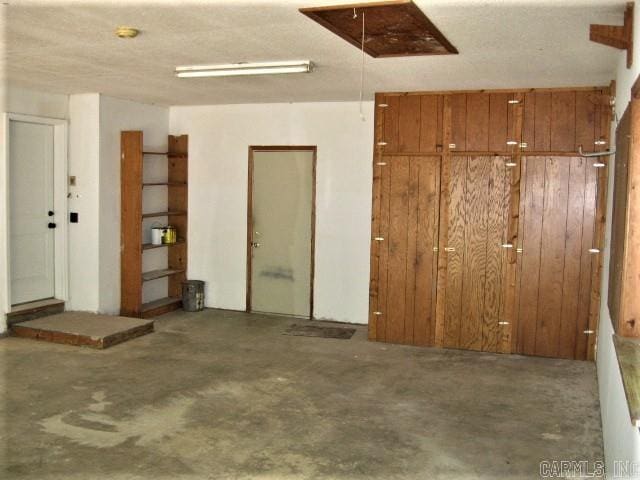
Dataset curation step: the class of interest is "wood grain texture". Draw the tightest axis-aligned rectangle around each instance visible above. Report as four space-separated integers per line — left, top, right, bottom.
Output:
370 86 611 359
450 94 467 151
534 93 552 151
442 156 510 352
489 93 510 152
517 157 599 359
535 157 570 358
376 148 392 341
419 95 441 152
414 158 440 345
299 1 458 58
483 156 509 352
398 95 421 152
465 93 490 151
383 95 400 152
459 157 490 351
372 156 440 345
120 131 143 317
168 135 189 299
368 94 386 340
619 98 640 338
551 92 577 151
575 91 597 152
517 157 545 355
443 156 467 347
609 107 630 329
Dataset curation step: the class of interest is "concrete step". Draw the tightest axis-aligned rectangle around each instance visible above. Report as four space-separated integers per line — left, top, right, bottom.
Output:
7 299 65 325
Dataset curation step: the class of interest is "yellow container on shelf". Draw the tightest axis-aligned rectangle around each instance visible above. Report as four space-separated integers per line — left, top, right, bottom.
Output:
161 226 177 244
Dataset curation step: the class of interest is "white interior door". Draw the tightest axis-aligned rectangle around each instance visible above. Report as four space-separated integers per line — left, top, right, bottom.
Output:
250 149 314 317
10 120 56 305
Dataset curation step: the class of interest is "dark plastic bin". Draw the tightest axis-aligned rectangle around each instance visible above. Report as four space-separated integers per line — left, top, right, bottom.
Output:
182 280 205 312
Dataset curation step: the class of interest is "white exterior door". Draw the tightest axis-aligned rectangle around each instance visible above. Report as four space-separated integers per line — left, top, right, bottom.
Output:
10 120 56 305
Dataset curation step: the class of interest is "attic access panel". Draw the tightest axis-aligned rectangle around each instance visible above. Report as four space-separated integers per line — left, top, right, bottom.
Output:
300 0 457 58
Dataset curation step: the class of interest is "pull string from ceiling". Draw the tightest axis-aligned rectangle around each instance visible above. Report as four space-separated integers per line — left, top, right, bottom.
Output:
354 8 366 121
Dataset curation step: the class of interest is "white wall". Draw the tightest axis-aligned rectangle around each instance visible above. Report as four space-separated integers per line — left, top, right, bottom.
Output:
98 95 168 313
0 87 69 332
170 102 374 324
67 94 100 312
597 3 640 475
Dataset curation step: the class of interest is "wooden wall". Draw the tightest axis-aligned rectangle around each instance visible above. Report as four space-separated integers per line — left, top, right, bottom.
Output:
369 87 612 360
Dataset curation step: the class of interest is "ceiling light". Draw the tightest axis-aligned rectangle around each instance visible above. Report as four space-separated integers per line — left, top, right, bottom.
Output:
175 61 313 78
115 26 140 39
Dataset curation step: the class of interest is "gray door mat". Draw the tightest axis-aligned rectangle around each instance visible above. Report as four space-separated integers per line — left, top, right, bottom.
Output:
284 324 356 340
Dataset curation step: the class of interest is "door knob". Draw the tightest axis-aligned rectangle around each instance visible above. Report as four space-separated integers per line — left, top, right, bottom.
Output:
48 222 57 229
251 242 261 248
48 210 54 216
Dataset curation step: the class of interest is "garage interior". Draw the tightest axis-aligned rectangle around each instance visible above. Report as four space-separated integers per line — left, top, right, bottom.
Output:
2 1 640 479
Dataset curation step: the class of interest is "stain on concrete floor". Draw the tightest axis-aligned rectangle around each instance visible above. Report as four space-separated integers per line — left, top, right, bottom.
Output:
0 309 604 479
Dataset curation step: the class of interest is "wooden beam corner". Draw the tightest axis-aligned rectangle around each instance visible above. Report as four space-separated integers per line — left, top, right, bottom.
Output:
590 2 634 68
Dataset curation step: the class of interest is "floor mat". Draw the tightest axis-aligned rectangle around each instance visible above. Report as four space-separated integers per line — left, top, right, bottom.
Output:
283 324 356 340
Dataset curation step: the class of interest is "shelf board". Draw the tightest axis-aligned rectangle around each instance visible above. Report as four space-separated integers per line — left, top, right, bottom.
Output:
142 211 187 219
142 239 186 250
141 296 181 313
142 268 186 282
142 152 188 159
142 182 187 187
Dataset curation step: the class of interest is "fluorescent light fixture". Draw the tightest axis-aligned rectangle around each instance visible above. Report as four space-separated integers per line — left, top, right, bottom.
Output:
175 60 313 78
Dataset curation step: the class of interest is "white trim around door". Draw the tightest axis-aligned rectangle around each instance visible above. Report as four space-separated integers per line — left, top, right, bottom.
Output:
2 113 69 312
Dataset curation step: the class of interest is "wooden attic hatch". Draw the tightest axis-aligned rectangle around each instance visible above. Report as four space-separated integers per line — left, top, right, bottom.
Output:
300 0 458 58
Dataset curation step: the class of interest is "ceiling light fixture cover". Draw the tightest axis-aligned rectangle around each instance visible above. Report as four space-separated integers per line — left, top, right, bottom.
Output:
115 26 140 38
175 61 314 78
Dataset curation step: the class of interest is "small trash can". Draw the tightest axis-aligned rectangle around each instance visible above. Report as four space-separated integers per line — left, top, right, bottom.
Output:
182 280 205 312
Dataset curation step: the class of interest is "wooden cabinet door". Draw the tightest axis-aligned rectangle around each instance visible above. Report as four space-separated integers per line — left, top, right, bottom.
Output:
369 156 440 345
516 156 599 360
441 156 512 352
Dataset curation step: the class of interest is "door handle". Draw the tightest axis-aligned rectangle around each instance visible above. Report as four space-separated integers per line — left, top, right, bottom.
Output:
251 242 261 248
48 222 57 229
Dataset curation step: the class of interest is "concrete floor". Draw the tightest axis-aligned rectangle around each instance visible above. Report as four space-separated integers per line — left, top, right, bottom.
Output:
0 309 603 480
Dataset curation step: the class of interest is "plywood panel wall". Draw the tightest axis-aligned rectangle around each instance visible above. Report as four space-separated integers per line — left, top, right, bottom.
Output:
370 87 611 360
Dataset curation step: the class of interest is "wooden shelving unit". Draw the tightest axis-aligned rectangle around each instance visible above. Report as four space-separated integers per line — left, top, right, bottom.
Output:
121 131 188 318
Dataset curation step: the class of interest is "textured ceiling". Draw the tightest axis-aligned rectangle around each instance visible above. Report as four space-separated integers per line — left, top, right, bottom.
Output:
3 0 624 106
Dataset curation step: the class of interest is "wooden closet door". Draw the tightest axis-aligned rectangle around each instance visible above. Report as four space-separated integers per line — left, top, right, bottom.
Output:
516 156 599 360
442 156 511 352
370 156 440 345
